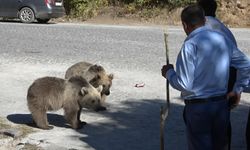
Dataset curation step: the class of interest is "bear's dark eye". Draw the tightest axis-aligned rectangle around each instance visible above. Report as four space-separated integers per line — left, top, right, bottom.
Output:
91 100 95 104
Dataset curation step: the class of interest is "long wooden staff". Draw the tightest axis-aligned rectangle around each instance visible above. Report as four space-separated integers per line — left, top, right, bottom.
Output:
160 32 170 150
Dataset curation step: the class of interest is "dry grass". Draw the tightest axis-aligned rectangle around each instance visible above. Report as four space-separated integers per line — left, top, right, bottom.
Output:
19 143 44 150
0 118 12 139
59 0 250 28
218 0 250 27
0 117 35 139
0 117 41 150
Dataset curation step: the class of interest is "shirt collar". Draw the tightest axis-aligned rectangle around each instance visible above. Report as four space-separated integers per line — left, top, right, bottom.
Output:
205 16 220 23
185 25 208 42
206 16 214 20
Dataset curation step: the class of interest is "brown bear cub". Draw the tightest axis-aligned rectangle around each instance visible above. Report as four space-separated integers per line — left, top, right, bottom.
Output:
27 76 102 130
65 61 114 111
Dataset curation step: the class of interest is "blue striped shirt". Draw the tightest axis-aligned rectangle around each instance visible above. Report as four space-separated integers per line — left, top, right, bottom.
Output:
166 26 250 100
205 16 250 93
205 16 237 46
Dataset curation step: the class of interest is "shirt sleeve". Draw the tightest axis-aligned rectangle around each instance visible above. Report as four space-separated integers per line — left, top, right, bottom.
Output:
231 47 250 93
243 84 250 93
166 42 196 93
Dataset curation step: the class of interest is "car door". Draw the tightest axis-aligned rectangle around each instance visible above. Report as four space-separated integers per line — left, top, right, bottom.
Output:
0 0 6 16
0 0 21 18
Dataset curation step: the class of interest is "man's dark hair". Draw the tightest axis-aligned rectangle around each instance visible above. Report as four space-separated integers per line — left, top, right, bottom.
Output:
197 0 217 17
181 5 205 27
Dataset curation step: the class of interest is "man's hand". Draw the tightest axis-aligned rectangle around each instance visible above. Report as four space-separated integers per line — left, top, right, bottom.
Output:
227 91 241 109
161 64 174 78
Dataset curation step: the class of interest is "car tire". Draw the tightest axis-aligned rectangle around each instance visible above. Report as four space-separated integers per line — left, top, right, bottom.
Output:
19 7 35 23
37 18 50 24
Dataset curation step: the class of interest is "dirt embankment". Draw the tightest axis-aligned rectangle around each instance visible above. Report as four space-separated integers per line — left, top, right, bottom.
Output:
218 0 250 27
82 0 250 27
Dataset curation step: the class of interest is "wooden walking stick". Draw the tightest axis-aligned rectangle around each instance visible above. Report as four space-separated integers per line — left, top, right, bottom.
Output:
160 32 170 150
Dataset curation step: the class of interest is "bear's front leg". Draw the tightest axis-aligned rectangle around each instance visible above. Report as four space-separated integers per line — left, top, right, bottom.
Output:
77 106 82 121
77 107 87 126
64 106 86 129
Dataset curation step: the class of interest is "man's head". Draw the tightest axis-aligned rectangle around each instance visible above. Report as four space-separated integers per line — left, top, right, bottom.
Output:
197 0 217 17
181 5 205 35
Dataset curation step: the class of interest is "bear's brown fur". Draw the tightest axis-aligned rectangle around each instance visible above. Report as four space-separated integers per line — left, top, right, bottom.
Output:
27 76 102 130
65 61 114 111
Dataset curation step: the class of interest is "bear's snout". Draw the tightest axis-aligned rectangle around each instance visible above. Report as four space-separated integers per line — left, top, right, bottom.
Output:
103 90 110 96
95 106 107 111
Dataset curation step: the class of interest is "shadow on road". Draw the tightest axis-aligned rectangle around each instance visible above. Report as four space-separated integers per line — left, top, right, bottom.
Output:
76 98 250 150
77 98 186 150
7 113 70 129
0 19 56 25
5 98 250 150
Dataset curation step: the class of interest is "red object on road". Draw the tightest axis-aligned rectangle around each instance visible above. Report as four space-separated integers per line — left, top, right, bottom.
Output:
135 83 145 88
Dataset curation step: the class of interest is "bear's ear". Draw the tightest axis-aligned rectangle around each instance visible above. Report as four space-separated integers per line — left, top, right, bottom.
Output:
96 85 103 93
108 74 114 80
80 87 88 96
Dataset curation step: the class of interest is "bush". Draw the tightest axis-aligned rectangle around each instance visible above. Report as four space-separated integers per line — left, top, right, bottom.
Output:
168 0 196 7
113 0 195 8
64 0 109 20
63 0 196 19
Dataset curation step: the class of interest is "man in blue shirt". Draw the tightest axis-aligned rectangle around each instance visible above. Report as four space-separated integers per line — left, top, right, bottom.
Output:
198 0 237 46
197 0 238 94
243 85 250 150
161 5 250 150
197 0 237 149
198 0 250 149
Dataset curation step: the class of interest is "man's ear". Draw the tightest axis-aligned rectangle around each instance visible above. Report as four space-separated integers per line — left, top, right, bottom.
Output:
182 22 188 30
182 21 191 35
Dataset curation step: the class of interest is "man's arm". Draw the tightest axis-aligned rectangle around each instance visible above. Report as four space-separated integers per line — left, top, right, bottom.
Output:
161 43 196 93
231 47 250 93
228 47 250 108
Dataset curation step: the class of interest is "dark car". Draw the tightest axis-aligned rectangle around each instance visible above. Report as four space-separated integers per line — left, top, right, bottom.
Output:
0 0 65 23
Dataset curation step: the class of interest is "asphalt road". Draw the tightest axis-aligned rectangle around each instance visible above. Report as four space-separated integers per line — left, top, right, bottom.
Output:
0 22 250 150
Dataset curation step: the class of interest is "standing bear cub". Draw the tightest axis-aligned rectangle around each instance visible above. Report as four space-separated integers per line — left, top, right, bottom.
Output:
65 61 114 111
27 76 102 130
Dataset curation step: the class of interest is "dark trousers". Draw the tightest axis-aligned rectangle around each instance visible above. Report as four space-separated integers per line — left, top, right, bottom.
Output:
183 99 230 150
227 67 237 150
246 109 250 150
227 121 232 150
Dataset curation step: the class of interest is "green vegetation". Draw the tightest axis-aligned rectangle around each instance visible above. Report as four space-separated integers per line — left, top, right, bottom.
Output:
64 0 109 20
63 0 196 20
115 0 196 8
